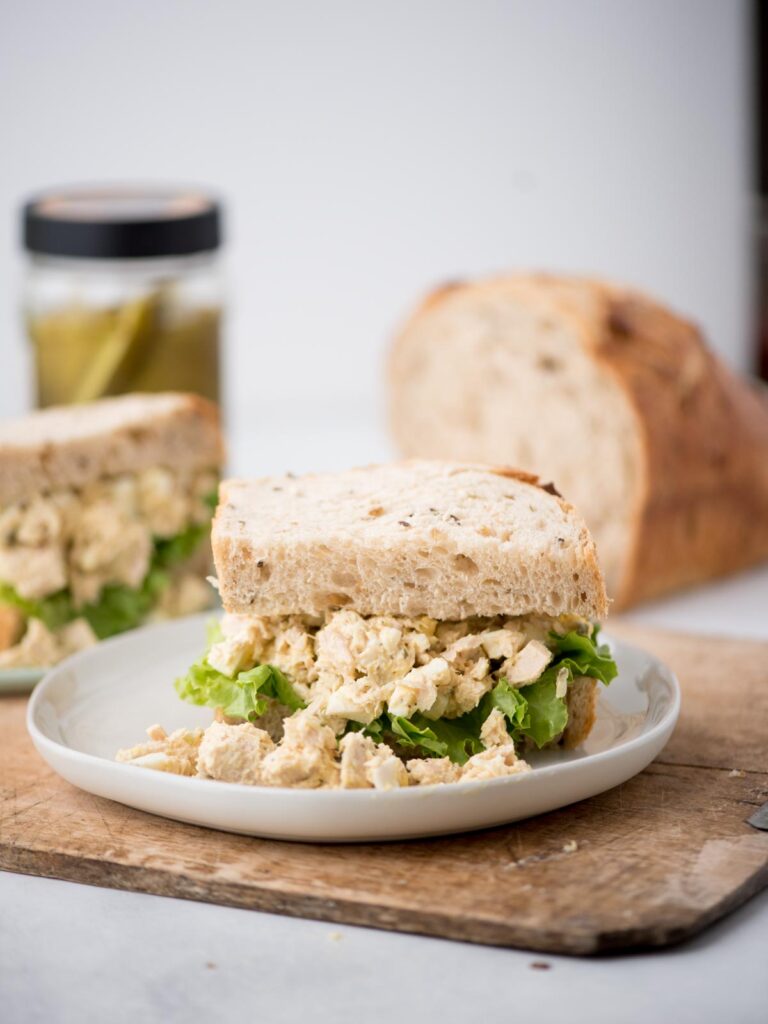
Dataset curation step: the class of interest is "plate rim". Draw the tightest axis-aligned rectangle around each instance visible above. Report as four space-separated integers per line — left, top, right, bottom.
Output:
0 665 44 690
26 617 682 804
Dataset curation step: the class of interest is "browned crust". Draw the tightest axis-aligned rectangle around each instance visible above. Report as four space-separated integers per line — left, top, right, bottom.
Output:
0 606 23 652
181 393 226 451
488 464 608 617
390 274 768 608
418 279 466 313
489 466 540 486
563 677 598 748
594 286 768 606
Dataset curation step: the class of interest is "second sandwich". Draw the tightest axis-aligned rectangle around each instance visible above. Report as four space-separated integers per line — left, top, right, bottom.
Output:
0 392 223 668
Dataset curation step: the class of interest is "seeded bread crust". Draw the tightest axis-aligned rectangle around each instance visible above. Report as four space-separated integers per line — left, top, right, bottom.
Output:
0 393 224 507
213 460 608 621
388 274 768 607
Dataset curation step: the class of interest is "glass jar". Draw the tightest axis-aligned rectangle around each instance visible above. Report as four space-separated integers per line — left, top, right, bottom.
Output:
22 186 224 408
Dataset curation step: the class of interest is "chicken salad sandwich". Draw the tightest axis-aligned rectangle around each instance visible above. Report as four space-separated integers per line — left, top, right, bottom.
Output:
118 461 617 788
0 392 223 668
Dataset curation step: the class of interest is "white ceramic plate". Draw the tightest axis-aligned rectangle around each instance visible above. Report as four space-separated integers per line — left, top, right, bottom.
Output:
0 667 43 694
27 614 680 842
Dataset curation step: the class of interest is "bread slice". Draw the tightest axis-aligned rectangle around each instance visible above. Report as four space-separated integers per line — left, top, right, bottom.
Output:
213 460 608 620
388 274 768 606
563 677 598 748
0 392 224 507
0 605 23 650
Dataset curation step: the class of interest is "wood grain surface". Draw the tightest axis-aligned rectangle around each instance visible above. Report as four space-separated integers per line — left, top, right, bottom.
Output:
1 622 767 955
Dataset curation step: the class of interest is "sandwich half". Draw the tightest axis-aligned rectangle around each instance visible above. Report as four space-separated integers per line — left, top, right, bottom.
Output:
0 392 223 668
118 461 618 788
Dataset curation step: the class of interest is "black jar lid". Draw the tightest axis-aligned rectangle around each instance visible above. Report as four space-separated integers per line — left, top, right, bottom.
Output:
23 185 222 259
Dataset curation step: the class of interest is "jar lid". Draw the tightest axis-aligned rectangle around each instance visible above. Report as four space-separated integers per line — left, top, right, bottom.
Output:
23 185 222 259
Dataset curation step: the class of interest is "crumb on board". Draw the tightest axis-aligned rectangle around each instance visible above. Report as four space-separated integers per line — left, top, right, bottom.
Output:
329 930 344 942
729 769 746 778
562 839 579 853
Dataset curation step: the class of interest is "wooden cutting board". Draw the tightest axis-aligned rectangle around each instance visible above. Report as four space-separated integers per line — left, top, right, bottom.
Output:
1 622 767 955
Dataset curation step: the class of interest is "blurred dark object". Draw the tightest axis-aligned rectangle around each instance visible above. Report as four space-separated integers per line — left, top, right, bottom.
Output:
21 186 223 408
757 0 768 379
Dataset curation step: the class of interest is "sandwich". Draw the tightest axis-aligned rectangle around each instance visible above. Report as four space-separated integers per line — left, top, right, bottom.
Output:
388 273 768 607
0 392 223 668
118 461 617 789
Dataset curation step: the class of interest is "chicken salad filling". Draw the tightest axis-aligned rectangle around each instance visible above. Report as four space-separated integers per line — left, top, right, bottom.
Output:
117 610 618 788
0 467 218 668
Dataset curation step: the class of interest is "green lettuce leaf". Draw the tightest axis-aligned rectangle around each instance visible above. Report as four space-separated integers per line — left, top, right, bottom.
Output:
0 582 75 632
516 678 568 748
465 676 566 751
347 668 570 764
420 715 485 763
173 621 617 763
477 629 616 749
266 664 306 712
346 718 386 744
174 657 306 722
153 522 209 570
387 715 451 758
545 629 618 685
485 677 529 730
206 618 224 645
0 570 168 640
82 568 169 639
354 711 485 765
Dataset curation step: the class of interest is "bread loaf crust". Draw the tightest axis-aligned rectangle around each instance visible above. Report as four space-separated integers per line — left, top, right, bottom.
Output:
595 288 768 604
389 274 768 607
213 460 609 620
0 392 224 507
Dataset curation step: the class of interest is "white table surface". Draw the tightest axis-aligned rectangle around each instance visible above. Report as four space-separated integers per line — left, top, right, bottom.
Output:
2 412 768 1023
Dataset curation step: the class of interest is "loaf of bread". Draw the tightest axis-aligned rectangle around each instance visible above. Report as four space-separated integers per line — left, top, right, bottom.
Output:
214 460 608 620
388 274 768 606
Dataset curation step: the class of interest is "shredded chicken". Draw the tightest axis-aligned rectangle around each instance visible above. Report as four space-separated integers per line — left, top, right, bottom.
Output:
0 467 217 667
405 756 461 786
0 616 97 668
117 610 593 789
117 710 531 789
258 711 341 788
479 707 510 748
116 724 203 776
197 721 275 784
0 467 216 608
208 609 577 727
460 745 529 782
339 731 408 790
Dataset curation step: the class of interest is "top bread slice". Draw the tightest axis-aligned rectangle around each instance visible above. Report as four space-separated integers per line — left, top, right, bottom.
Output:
388 274 768 607
213 460 608 621
0 392 224 507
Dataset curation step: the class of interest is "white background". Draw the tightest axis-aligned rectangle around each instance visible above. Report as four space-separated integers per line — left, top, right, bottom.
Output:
0 0 754 471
